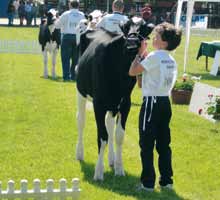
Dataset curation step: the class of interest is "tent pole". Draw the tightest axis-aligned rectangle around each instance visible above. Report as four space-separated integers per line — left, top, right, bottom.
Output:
183 0 195 73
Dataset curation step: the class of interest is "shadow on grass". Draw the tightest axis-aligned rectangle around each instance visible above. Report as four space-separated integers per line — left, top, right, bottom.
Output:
40 75 76 83
80 161 187 200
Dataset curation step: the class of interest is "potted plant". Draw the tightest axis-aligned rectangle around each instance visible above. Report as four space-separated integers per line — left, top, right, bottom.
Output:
171 75 195 105
205 94 220 120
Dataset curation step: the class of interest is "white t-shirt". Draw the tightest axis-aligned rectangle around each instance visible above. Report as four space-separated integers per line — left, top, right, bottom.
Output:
96 12 128 34
140 50 177 97
55 9 85 35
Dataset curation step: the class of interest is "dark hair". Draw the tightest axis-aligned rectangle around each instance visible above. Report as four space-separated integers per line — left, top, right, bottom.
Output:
154 22 182 51
70 0 79 8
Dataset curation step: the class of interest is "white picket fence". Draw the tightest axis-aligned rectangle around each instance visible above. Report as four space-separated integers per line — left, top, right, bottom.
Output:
0 178 81 199
0 40 41 54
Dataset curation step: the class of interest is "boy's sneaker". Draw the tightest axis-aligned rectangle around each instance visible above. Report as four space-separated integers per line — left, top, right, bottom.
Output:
136 184 154 192
160 183 173 190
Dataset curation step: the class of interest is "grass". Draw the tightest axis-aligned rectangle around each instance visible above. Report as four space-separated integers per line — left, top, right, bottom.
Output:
0 27 220 200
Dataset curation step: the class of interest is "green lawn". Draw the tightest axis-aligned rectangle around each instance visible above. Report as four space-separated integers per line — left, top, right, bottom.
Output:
0 27 220 200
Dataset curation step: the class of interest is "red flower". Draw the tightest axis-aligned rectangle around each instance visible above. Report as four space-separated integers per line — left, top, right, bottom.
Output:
208 94 213 98
198 108 203 115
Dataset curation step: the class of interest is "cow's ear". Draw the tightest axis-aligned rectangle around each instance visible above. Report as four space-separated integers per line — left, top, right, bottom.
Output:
139 23 155 40
120 20 133 37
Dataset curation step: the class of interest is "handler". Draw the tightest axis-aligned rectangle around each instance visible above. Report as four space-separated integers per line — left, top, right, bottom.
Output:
129 22 182 191
55 0 85 81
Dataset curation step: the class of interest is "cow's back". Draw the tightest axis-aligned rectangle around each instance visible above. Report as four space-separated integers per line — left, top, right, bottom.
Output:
76 30 126 110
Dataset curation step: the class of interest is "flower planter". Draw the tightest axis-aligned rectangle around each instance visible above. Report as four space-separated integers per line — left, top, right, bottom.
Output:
171 89 192 105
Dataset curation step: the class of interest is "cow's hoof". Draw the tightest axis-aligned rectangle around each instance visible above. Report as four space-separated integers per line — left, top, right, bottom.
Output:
93 172 104 181
115 167 125 176
94 163 104 181
44 75 48 79
76 143 84 161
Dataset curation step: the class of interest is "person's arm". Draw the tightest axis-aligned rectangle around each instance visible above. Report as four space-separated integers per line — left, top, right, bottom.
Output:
129 55 145 76
129 40 147 76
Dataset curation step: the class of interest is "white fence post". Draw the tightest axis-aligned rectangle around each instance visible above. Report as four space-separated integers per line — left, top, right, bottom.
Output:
33 179 41 193
46 179 54 193
72 178 81 200
8 180 15 194
21 179 28 193
59 178 67 200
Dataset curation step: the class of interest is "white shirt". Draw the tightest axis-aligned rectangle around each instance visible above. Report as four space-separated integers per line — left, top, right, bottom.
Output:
55 9 85 34
140 50 177 97
96 12 128 34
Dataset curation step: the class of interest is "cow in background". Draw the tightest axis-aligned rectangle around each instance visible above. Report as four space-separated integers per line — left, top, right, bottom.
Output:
75 18 154 180
38 9 61 79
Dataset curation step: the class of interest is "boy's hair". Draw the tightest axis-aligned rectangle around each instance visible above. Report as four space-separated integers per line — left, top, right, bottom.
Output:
154 22 182 51
112 0 124 11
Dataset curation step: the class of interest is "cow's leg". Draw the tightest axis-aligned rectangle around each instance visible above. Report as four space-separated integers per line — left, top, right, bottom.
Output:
105 111 115 168
76 90 86 161
114 96 131 176
43 50 48 78
114 113 125 176
93 101 108 181
51 49 57 79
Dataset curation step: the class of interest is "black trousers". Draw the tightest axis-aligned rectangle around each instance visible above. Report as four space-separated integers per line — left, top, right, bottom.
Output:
139 96 173 188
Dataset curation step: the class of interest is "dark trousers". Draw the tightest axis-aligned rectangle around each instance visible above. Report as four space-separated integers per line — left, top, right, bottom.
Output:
139 96 173 188
61 34 78 80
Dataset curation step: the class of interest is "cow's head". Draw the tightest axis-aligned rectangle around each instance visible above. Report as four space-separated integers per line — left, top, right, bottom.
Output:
46 9 58 26
121 18 154 53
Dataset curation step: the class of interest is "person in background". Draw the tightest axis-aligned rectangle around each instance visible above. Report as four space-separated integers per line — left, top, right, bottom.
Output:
38 1 48 23
13 0 20 18
129 22 182 191
7 0 15 26
31 1 38 26
18 0 26 26
141 4 152 24
55 0 85 81
128 5 136 19
96 0 128 34
25 0 32 26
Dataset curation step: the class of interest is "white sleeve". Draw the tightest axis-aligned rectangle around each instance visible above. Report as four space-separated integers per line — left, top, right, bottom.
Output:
140 52 159 72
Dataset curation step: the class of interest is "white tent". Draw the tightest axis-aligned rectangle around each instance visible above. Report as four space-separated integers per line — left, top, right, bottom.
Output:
175 0 220 72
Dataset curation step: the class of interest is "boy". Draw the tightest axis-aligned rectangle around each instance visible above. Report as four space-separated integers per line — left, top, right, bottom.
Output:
129 22 182 191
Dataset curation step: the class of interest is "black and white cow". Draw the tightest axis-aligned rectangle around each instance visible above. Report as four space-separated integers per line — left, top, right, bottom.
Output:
38 9 61 79
75 19 154 180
